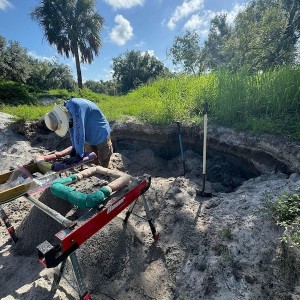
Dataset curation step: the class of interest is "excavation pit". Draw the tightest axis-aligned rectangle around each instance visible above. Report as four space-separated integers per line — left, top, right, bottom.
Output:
113 142 261 193
2 119 300 300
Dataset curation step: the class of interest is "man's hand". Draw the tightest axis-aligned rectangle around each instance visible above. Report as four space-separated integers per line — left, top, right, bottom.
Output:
64 153 82 165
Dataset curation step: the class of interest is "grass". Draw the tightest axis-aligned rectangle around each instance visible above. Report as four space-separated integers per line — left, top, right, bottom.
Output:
1 65 300 139
270 192 300 248
213 67 300 138
221 227 233 240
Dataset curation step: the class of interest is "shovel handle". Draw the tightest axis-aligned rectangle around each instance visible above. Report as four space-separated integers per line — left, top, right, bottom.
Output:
203 102 208 115
203 114 208 174
202 102 208 176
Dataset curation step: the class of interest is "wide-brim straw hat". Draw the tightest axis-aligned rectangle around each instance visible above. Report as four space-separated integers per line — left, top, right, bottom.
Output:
44 104 69 137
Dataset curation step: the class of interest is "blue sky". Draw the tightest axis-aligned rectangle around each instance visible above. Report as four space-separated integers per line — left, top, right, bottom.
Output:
0 0 248 82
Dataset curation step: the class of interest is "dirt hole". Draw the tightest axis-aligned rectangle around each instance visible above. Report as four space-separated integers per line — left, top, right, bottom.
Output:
114 140 260 193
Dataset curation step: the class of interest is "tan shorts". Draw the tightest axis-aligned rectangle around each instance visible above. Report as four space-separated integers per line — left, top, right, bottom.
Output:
85 137 113 168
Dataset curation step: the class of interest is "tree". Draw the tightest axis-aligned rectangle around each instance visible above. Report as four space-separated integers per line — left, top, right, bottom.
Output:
0 38 32 83
112 50 166 94
220 0 300 73
85 79 106 93
31 0 104 89
168 30 204 75
270 0 300 65
84 79 119 95
202 14 232 71
27 58 76 91
230 0 295 72
198 0 300 73
46 61 76 90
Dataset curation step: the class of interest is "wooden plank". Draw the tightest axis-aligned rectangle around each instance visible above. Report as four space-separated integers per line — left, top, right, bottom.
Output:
0 163 40 204
0 163 40 184
0 182 32 204
0 158 96 204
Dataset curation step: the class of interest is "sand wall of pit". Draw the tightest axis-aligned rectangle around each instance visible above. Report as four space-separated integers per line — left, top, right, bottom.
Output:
110 120 300 174
17 118 300 175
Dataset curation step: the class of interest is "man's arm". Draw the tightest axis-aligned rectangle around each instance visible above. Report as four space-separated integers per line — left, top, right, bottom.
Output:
67 102 86 157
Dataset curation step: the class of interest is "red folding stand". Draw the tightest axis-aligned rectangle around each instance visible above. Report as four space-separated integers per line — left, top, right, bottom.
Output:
37 174 158 300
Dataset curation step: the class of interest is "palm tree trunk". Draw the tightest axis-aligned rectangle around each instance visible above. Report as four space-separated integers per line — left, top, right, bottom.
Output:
74 46 83 89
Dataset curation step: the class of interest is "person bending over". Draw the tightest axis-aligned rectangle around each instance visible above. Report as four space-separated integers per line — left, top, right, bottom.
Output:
44 97 113 168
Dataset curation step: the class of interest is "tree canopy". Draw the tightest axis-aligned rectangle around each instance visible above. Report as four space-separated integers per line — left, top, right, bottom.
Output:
168 30 204 75
169 0 300 75
112 50 168 94
0 35 76 91
31 0 104 89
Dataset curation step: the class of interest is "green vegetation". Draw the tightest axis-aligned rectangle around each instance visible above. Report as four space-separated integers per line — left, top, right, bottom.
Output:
169 0 300 75
112 50 169 94
270 191 300 247
221 227 233 240
0 82 36 105
1 66 300 139
31 0 104 89
213 67 300 138
0 36 76 92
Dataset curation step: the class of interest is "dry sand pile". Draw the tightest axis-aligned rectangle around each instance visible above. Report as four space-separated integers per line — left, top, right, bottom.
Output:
0 113 299 300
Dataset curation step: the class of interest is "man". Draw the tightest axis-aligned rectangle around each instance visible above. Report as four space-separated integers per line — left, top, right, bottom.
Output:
44 97 113 168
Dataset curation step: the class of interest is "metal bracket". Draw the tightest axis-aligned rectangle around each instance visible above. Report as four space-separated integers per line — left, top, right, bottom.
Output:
50 252 91 300
0 207 18 243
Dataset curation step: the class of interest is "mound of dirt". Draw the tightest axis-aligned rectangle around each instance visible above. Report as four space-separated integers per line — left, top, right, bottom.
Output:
13 188 73 256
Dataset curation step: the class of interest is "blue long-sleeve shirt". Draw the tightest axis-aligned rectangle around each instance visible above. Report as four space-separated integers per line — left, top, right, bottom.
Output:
64 98 110 157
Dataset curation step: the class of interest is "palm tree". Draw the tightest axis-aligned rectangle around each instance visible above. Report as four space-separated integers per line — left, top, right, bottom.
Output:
31 0 104 89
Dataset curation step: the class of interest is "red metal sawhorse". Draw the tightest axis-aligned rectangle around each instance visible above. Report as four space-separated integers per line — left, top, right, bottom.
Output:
37 174 158 300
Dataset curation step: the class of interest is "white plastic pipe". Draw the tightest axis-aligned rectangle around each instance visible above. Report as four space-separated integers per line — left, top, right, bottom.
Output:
202 113 208 175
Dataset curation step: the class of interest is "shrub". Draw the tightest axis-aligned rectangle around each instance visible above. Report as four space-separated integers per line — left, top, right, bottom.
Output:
271 192 300 247
0 81 37 105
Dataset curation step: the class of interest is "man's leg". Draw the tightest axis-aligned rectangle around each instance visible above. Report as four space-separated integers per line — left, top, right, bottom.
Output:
84 144 98 164
95 137 113 167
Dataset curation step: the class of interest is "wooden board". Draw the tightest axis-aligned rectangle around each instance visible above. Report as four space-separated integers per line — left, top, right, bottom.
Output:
0 162 40 204
0 159 96 205
0 182 33 205
0 162 40 184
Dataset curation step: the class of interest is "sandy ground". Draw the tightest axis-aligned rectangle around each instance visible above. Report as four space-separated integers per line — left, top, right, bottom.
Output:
0 112 300 300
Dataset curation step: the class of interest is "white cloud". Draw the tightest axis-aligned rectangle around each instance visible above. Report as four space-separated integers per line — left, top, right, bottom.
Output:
0 0 12 10
183 10 215 36
184 13 206 32
28 51 56 62
104 68 114 81
141 50 156 58
182 3 248 38
105 0 144 9
110 15 133 46
167 0 204 30
226 3 248 24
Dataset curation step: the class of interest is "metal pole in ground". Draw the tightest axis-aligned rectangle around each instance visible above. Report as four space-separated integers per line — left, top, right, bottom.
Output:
176 121 186 176
200 102 212 198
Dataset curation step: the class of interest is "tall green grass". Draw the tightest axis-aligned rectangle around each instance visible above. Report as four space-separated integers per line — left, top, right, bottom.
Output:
131 75 218 124
213 67 300 138
1 66 300 139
